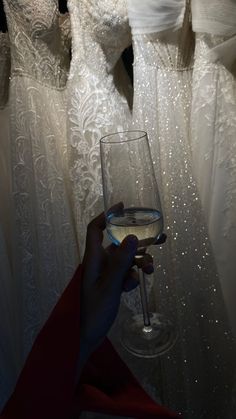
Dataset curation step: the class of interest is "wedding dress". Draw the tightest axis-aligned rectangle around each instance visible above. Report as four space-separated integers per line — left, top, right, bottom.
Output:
0 30 18 410
127 1 235 418
67 0 132 254
0 30 11 250
191 0 236 334
3 0 79 381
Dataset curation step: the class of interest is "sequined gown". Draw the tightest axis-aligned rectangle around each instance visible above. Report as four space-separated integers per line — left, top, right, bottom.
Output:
0 30 11 250
2 0 79 390
191 33 236 334
0 30 19 410
67 0 132 254
127 2 235 418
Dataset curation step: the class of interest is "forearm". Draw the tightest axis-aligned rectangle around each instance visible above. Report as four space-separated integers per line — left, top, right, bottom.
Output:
75 341 92 382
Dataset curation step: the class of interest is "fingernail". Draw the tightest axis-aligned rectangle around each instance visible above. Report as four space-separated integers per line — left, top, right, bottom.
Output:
144 263 154 275
124 278 139 292
122 235 138 251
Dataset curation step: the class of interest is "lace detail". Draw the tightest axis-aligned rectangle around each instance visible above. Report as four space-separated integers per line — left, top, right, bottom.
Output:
0 31 11 250
67 0 132 253
3 0 70 88
3 0 79 371
191 33 236 332
9 80 79 358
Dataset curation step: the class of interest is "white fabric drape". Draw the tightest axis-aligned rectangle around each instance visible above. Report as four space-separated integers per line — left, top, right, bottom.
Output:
1 0 236 417
128 0 185 34
1 0 80 408
191 0 236 36
191 0 236 336
0 31 19 410
67 0 132 254
128 1 235 418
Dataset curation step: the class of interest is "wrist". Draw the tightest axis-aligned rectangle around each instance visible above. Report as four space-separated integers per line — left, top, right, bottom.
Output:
75 339 97 382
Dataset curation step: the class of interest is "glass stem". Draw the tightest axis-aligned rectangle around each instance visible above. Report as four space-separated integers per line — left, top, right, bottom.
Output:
139 268 151 328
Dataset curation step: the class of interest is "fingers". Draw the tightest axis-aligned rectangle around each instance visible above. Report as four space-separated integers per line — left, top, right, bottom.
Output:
83 212 106 280
154 233 167 245
102 234 138 294
85 211 106 254
123 253 154 292
107 201 124 216
84 203 124 257
123 268 139 292
135 253 154 274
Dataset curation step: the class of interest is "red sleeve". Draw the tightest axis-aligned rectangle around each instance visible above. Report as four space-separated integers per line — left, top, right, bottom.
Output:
1 266 180 419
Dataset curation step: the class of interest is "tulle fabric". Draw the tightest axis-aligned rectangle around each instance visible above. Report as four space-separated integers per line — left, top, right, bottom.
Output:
1 0 79 408
191 3 236 333
0 31 19 409
127 1 235 417
67 0 132 255
128 0 185 34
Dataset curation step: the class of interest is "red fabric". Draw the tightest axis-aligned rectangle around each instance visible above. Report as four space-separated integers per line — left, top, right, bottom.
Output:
75 339 180 419
1 266 180 419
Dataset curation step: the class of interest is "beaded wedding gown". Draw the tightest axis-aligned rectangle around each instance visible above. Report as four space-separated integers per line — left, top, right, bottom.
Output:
127 1 235 418
2 0 79 396
67 0 132 254
191 0 236 334
0 30 18 410
0 30 11 252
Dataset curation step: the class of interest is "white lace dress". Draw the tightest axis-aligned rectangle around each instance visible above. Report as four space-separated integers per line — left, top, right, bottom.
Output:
67 0 132 254
0 31 11 249
0 30 19 410
191 1 236 335
3 0 79 378
127 1 235 418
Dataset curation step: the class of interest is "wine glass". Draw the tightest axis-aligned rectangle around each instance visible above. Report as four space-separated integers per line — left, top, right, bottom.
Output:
100 130 177 358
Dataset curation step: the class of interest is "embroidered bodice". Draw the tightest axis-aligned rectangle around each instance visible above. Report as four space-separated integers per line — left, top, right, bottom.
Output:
68 0 131 84
3 0 71 88
67 0 132 253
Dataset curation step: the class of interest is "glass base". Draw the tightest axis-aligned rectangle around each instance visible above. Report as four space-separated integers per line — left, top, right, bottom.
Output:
121 313 177 358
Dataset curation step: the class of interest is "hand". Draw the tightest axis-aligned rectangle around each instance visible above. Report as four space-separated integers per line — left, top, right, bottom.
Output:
79 211 166 360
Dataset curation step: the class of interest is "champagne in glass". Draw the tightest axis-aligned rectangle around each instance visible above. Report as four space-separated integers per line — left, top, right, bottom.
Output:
100 130 176 358
107 207 163 250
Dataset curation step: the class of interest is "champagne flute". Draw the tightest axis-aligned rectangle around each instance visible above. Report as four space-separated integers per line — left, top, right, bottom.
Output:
100 130 177 358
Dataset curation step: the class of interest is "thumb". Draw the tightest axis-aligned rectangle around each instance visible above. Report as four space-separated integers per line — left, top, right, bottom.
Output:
103 235 138 293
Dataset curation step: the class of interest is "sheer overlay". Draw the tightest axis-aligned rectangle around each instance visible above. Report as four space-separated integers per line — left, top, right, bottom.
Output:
1 0 79 406
191 0 236 335
0 30 18 410
1 0 235 416
127 1 235 418
67 0 132 254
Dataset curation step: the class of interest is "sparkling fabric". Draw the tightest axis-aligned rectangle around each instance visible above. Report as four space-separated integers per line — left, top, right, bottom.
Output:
191 33 236 333
2 0 79 405
67 0 132 254
0 31 18 410
128 3 235 419
0 31 11 241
